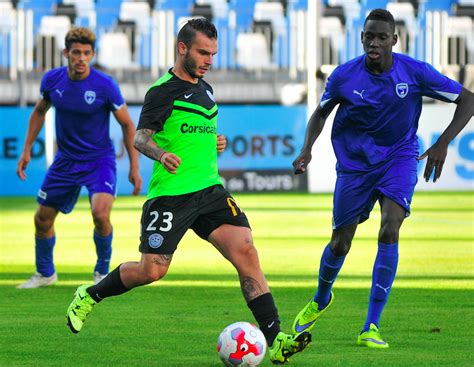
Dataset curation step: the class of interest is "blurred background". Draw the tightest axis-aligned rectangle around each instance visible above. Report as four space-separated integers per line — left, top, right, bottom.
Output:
0 0 473 196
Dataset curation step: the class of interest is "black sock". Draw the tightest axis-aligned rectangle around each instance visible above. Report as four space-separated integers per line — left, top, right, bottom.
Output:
87 265 130 303
247 293 281 345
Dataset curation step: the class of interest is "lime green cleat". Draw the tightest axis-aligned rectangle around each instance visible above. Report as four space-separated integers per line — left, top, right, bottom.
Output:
66 285 96 334
269 331 312 364
357 323 389 348
292 292 334 335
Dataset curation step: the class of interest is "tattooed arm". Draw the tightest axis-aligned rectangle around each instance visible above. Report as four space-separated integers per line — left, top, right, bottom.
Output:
134 128 182 174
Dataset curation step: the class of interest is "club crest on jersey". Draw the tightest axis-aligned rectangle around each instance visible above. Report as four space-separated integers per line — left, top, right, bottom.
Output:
395 83 408 98
84 90 96 104
206 90 215 102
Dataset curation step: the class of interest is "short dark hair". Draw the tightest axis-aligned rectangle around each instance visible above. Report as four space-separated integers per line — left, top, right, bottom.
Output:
177 17 218 48
65 27 96 50
364 8 395 33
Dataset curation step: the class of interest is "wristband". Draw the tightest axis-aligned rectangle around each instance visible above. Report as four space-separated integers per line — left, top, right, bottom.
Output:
159 151 168 164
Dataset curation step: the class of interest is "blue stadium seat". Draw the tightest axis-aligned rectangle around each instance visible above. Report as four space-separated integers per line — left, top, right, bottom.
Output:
420 0 457 12
0 2 16 68
361 0 389 12
155 0 193 22
96 0 122 30
18 0 55 34
229 0 256 33
287 0 308 11
63 0 95 27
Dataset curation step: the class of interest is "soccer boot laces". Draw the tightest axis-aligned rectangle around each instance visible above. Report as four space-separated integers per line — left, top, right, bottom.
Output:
292 292 334 334
66 285 96 334
269 331 312 364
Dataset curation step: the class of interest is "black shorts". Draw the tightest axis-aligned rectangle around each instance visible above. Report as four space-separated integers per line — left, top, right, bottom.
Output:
139 185 250 254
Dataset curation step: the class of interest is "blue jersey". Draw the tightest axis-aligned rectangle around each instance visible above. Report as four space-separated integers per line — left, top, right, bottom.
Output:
320 53 462 173
40 67 125 161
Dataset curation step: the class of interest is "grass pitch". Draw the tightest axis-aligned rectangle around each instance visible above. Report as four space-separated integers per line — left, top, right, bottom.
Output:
0 192 473 366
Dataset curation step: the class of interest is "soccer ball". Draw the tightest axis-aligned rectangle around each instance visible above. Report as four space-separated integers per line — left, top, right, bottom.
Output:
217 321 267 366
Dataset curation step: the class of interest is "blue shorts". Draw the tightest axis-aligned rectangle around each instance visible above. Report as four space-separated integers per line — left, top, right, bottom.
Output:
37 156 117 214
332 156 418 229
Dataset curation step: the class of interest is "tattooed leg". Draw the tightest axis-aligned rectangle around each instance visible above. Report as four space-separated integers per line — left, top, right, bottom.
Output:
151 254 173 266
240 276 265 303
119 253 173 288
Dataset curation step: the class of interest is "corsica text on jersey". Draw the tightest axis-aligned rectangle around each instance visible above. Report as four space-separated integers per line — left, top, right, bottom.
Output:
180 123 217 134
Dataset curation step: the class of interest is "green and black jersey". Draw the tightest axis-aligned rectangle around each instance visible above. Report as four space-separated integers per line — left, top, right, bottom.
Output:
137 69 222 199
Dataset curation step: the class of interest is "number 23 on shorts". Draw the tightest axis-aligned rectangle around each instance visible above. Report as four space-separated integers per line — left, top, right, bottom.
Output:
146 211 174 232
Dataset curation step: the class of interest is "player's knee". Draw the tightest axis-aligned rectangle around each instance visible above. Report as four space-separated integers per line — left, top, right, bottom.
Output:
330 237 351 256
379 220 401 243
141 268 167 284
34 212 54 234
330 225 356 256
243 239 258 255
331 243 350 257
237 239 259 263
91 209 111 227
229 240 259 272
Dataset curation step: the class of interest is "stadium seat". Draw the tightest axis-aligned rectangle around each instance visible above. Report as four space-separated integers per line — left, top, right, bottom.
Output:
419 0 455 13
120 1 151 33
463 63 474 91
37 15 71 69
39 15 71 49
177 16 194 32
446 15 473 41
287 0 308 11
320 16 344 65
192 3 213 22
97 32 134 70
454 1 474 18
252 19 274 53
445 16 473 65
155 0 193 24
18 0 54 36
322 4 345 26
54 2 76 25
254 1 286 36
119 1 152 67
228 0 256 32
95 0 122 30
387 2 416 30
195 0 228 19
398 0 420 16
116 19 136 54
63 0 95 27
236 32 271 70
361 0 389 10
253 1 287 66
0 2 16 30
328 0 360 22
387 2 417 55
0 2 16 70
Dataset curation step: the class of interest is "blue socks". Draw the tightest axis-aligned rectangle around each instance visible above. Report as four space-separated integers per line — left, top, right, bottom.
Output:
35 236 56 277
94 231 113 275
363 242 399 331
35 232 112 276
314 244 346 309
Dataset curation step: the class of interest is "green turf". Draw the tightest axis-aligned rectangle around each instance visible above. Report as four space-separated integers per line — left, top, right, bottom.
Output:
0 192 473 366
